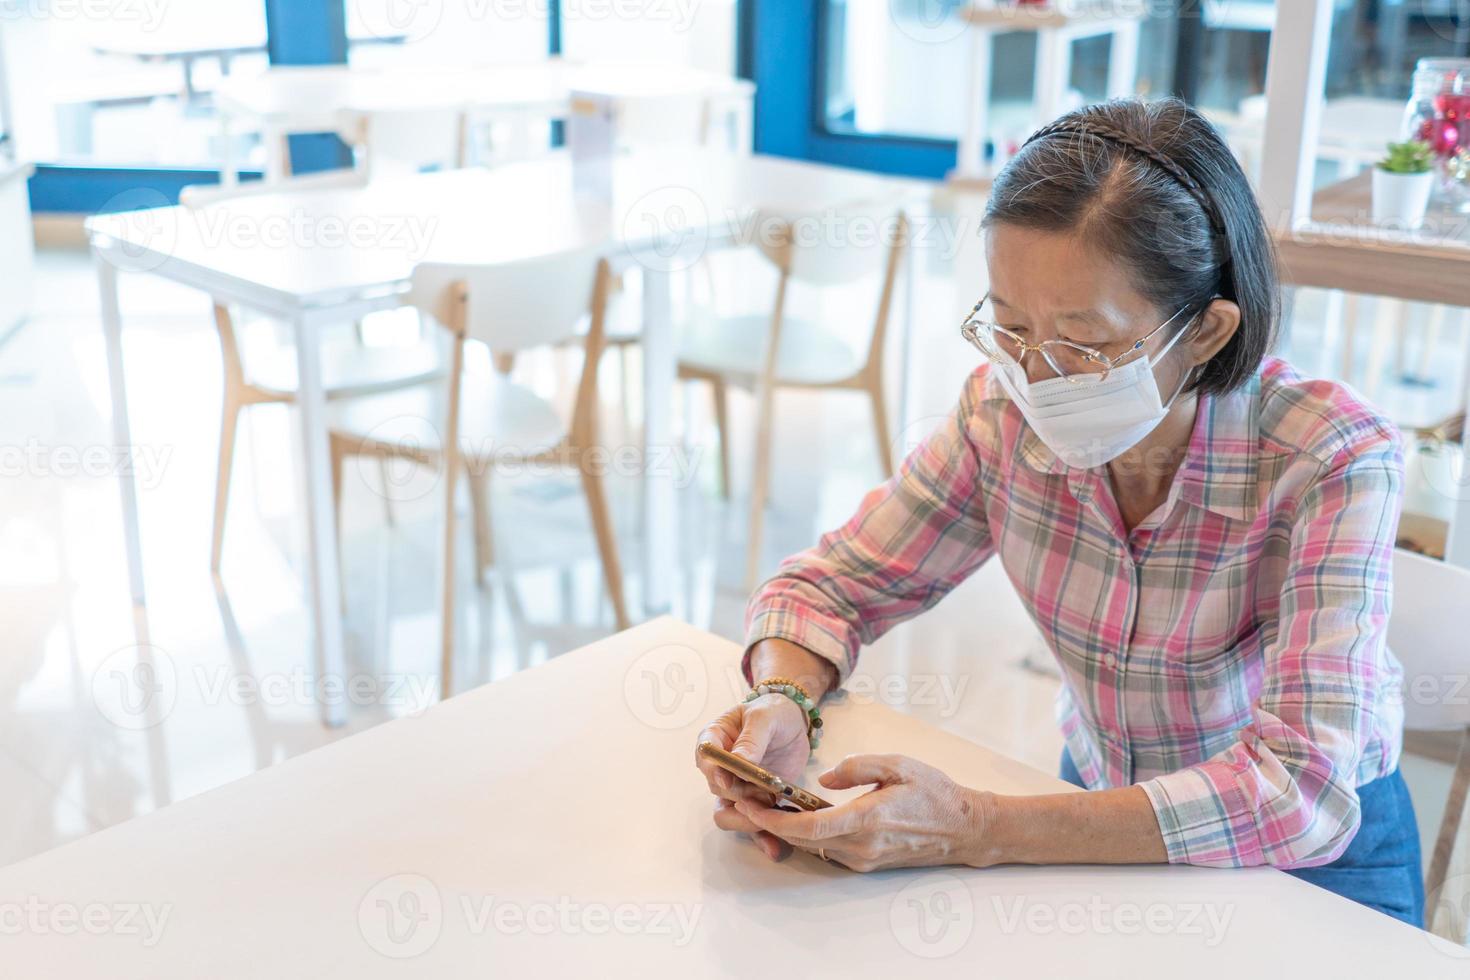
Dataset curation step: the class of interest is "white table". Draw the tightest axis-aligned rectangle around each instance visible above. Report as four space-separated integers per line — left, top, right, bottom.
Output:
0 618 1461 975
213 61 756 182
953 2 1142 182
1259 0 1470 569
92 12 404 102
85 151 926 726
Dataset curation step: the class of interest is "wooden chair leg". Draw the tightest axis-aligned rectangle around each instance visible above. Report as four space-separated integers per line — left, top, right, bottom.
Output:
744 386 776 593
1417 303 1447 383
466 465 493 589
619 344 634 443
710 377 732 500
868 379 895 480
579 462 630 630
438 322 468 703
1427 728 1470 924
376 456 396 527
330 440 344 542
1365 298 1400 399
330 439 347 614
1340 292 1361 382
210 395 243 573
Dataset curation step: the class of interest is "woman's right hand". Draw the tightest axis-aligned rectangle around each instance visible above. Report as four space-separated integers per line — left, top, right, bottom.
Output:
695 693 812 861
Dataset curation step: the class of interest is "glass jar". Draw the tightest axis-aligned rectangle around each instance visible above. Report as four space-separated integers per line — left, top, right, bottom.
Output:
1403 57 1470 214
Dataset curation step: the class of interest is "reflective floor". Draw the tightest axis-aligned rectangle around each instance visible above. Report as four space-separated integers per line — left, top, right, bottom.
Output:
2 200 1464 880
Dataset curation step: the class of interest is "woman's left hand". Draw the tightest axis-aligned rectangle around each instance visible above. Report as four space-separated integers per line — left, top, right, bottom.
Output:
734 754 994 872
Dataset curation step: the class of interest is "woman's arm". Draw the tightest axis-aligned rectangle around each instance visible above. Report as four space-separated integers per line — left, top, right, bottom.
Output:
696 640 834 862
742 372 998 687
978 787 1166 865
734 755 1166 871
745 638 838 702
1136 422 1404 869
699 373 997 863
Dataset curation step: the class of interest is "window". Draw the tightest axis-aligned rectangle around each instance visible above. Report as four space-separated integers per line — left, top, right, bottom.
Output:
3 0 269 168
818 0 1179 148
560 0 736 72
346 0 550 69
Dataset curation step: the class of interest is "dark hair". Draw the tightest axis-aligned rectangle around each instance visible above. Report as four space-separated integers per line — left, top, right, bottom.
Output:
982 98 1280 396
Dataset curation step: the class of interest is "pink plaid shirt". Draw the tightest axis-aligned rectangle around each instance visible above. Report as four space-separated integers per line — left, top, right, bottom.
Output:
746 357 1406 869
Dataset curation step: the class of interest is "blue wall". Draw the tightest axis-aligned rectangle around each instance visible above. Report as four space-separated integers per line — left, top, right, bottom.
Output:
27 0 348 212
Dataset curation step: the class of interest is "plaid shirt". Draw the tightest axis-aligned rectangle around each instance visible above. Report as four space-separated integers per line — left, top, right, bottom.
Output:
746 357 1406 869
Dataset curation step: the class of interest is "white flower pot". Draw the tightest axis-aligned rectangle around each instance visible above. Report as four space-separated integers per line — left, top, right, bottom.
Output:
1371 167 1435 230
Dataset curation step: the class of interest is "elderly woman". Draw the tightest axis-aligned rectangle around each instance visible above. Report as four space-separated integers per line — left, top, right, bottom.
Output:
695 98 1423 927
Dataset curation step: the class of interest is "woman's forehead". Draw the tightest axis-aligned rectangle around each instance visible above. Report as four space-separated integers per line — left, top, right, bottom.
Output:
983 224 1155 325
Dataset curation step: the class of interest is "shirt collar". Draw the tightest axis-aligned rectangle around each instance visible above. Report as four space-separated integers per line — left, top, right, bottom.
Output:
999 368 1261 522
1175 372 1259 522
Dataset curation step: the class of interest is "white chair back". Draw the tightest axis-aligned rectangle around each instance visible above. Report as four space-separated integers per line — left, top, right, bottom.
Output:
1390 548 1470 732
755 198 908 286
407 243 607 352
613 94 711 150
362 108 467 177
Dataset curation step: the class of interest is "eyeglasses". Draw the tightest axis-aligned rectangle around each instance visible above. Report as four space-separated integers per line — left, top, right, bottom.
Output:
960 294 1191 384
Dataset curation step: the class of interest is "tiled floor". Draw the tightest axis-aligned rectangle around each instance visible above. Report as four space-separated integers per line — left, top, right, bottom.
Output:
2 197 1464 886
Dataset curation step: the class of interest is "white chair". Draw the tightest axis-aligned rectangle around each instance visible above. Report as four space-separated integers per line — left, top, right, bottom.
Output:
176 180 448 574
1391 548 1470 943
605 87 753 155
677 204 909 589
255 105 468 185
354 107 469 179
328 245 630 699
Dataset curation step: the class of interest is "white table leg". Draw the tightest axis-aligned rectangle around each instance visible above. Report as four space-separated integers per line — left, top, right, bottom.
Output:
264 123 289 184
1106 21 1140 100
291 313 348 727
218 111 239 188
641 268 677 614
957 27 992 178
732 96 754 156
94 250 146 608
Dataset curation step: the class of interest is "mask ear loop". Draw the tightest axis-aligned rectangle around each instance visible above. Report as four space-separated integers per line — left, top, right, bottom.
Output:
1154 310 1207 411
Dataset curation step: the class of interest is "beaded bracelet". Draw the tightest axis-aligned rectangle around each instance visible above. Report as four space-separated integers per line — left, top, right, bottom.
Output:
745 676 824 749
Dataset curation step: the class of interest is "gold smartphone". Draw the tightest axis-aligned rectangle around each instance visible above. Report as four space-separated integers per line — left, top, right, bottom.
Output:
699 742 832 812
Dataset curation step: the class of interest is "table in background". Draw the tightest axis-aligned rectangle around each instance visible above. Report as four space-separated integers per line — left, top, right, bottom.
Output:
93 26 406 103
952 2 1142 183
1273 172 1470 565
0 618 1461 976
86 150 927 726
213 61 756 182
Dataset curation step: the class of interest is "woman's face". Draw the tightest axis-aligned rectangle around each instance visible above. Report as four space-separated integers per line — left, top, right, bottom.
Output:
982 223 1205 396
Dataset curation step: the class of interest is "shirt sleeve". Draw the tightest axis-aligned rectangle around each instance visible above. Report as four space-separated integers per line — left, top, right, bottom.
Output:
1138 423 1405 869
743 373 996 684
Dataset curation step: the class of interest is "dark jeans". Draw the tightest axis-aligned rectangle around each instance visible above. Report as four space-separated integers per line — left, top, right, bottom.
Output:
1059 749 1425 928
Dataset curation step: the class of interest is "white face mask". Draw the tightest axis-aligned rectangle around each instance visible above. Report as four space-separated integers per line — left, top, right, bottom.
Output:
993 314 1197 470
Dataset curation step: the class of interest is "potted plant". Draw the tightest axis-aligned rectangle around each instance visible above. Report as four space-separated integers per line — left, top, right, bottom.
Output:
1372 139 1436 230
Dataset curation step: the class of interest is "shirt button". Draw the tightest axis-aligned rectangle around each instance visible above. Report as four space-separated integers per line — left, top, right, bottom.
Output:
1104 654 1118 669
